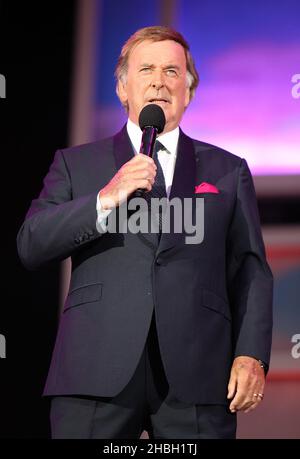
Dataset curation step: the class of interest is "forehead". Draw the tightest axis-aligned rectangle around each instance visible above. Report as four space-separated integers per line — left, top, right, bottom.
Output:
128 39 187 67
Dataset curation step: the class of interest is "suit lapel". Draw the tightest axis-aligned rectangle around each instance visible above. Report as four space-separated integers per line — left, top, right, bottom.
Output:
112 126 197 254
169 128 197 201
157 129 197 255
113 124 135 170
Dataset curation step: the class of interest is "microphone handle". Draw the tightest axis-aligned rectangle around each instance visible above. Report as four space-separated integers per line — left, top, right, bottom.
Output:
136 126 157 196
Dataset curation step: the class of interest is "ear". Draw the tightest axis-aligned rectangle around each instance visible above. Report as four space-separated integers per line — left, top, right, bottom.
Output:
116 79 128 106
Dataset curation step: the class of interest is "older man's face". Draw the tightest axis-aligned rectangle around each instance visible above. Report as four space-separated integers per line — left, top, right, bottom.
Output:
117 39 190 134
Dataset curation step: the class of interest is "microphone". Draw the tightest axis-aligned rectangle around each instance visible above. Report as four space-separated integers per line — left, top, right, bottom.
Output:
135 104 166 196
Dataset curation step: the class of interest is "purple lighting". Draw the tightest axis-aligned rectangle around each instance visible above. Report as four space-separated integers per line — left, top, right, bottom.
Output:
181 42 300 175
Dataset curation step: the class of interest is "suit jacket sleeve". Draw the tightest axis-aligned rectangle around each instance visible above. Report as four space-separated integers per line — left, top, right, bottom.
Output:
226 158 273 367
17 149 102 270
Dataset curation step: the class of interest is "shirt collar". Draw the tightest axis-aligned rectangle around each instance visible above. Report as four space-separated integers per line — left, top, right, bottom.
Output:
126 118 179 156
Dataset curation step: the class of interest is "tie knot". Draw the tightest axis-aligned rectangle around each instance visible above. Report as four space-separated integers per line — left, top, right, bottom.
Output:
152 140 166 161
153 140 165 157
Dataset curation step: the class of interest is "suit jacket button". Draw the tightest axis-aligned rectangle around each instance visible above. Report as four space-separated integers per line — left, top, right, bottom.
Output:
156 258 162 265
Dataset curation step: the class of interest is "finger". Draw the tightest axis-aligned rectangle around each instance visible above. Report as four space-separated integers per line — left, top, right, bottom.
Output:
135 173 156 188
241 389 264 413
229 382 254 412
229 390 243 412
256 391 264 401
122 165 157 180
229 398 239 413
244 393 264 413
130 167 155 180
122 154 156 173
229 392 245 412
124 165 157 182
131 153 156 166
252 387 264 402
227 374 237 400
122 169 156 189
244 402 259 414
136 178 152 191
130 157 157 170
232 394 257 412
234 369 262 409
120 177 152 195
228 376 247 405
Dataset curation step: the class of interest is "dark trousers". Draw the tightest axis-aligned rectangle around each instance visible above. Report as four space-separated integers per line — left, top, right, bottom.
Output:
50 312 236 439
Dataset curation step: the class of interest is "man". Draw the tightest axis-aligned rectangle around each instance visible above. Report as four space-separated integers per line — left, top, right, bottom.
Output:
17 26 273 439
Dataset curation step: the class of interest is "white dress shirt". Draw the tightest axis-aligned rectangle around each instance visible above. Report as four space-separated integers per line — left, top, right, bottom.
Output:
96 118 179 233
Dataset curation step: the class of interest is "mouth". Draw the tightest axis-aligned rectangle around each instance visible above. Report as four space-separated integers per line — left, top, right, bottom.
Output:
148 98 170 104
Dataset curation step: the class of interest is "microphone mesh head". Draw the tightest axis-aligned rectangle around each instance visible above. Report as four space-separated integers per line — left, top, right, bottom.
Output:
138 104 166 134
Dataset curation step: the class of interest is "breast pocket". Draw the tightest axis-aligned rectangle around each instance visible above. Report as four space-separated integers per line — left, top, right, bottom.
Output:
63 282 103 313
195 192 227 204
194 193 231 243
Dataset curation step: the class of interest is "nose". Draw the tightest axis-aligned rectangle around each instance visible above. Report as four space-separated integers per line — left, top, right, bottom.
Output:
151 70 165 90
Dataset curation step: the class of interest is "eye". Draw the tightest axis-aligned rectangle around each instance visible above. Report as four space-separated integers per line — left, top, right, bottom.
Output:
140 67 152 73
165 68 178 76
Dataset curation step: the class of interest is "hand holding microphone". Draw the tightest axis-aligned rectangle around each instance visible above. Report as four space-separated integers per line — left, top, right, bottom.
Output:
98 104 166 210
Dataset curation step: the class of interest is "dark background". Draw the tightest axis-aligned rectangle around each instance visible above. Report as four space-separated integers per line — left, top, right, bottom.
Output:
0 0 298 439
0 0 76 438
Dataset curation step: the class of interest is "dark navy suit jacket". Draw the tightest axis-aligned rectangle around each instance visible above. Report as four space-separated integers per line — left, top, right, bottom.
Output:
17 126 273 404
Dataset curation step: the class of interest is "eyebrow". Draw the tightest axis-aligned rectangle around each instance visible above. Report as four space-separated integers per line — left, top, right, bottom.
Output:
139 63 154 68
139 64 181 71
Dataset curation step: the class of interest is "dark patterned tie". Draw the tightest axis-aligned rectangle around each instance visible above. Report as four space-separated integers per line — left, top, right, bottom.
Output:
144 140 167 237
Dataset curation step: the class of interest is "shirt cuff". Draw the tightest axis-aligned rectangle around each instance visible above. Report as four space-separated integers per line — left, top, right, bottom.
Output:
96 193 113 234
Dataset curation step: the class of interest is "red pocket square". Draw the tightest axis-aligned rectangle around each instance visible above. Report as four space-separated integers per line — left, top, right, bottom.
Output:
195 182 219 194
